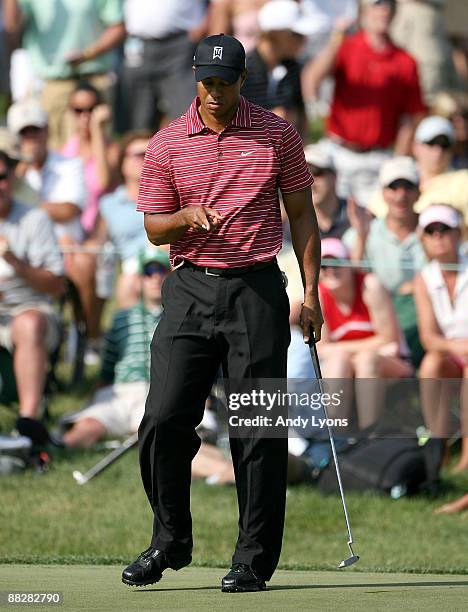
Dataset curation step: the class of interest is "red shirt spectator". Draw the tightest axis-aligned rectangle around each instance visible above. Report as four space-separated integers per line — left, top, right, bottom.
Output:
319 271 374 341
137 95 313 268
328 31 426 149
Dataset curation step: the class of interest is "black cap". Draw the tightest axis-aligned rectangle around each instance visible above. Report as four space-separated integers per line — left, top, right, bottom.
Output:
193 34 246 84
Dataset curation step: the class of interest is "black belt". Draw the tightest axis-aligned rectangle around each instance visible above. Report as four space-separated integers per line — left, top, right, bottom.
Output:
182 258 276 277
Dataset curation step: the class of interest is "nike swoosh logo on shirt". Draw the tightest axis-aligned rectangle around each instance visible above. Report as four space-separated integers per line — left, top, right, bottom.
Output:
240 150 256 157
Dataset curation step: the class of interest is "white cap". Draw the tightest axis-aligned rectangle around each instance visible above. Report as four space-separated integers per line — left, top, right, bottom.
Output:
257 0 316 36
418 205 462 230
414 116 455 144
304 144 335 172
7 98 48 136
321 238 349 260
379 156 419 188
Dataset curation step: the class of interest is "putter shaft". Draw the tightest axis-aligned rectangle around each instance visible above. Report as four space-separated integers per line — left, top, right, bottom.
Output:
309 340 359 567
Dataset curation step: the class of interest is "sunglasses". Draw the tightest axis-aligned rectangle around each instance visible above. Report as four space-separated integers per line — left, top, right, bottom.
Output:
19 125 43 137
423 223 453 236
424 136 452 150
0 172 9 181
143 263 167 277
72 105 97 115
387 179 417 191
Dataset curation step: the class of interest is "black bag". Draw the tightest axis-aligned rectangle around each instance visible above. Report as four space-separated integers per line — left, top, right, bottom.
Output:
316 436 443 497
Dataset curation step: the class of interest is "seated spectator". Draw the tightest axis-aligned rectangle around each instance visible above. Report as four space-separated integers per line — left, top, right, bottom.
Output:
208 0 268 53
92 131 153 308
318 238 413 430
414 205 468 472
370 116 468 224
0 138 64 423
306 0 426 206
7 98 104 346
7 99 86 245
60 247 234 483
413 116 468 224
4 0 125 149
240 0 308 136
344 156 426 366
304 144 350 239
60 248 170 448
62 81 119 237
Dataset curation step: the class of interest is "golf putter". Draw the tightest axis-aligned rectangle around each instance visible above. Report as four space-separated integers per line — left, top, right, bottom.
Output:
72 432 138 485
308 337 360 569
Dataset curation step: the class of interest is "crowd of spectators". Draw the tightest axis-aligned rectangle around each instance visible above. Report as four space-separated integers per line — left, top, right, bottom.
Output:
0 0 467 480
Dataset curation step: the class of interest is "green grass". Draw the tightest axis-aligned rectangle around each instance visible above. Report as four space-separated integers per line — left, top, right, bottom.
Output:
1 355 468 576
0 443 467 574
2 566 468 612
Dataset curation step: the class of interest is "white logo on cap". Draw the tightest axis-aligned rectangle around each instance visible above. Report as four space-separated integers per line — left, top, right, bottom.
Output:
213 46 223 60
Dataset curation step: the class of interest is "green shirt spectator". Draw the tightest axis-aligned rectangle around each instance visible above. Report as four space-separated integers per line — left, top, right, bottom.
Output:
343 217 426 294
100 304 162 385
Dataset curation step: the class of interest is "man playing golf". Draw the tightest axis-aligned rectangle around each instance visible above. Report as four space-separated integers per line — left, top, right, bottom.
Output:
122 33 322 593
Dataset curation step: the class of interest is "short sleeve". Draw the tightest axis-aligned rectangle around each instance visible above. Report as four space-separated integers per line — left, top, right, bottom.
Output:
137 136 180 214
97 0 124 26
278 123 314 194
45 157 86 210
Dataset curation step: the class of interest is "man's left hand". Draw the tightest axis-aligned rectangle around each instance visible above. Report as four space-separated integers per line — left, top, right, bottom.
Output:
300 293 323 344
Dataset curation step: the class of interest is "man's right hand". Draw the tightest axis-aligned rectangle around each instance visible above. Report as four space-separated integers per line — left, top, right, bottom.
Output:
180 206 223 233
300 292 323 344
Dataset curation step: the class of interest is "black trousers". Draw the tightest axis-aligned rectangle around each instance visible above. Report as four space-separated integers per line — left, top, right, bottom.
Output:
138 262 291 581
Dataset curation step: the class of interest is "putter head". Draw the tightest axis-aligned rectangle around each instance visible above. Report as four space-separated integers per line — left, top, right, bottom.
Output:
338 542 360 568
338 555 359 568
72 470 86 485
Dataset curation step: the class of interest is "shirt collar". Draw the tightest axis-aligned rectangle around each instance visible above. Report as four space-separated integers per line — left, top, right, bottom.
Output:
186 95 252 136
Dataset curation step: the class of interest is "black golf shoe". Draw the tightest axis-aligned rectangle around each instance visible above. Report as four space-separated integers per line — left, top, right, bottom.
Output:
221 563 267 592
122 547 191 587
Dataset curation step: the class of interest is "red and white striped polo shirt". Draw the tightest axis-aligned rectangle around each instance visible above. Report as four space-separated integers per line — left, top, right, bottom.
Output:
137 95 313 268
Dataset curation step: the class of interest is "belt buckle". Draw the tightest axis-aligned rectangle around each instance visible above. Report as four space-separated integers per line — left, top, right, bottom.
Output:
204 267 221 277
